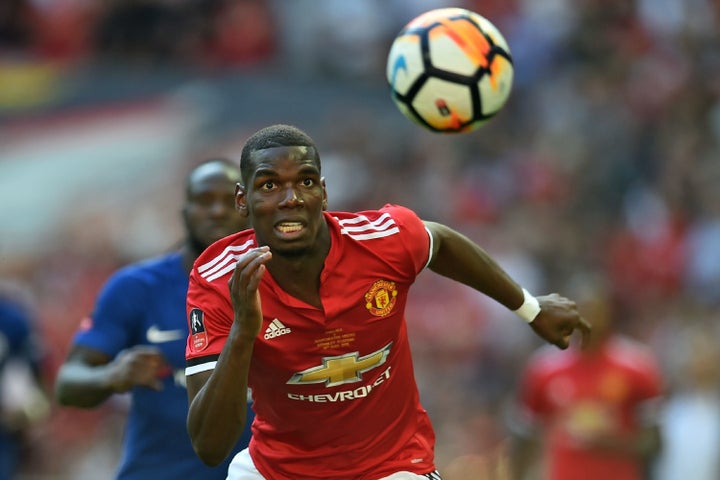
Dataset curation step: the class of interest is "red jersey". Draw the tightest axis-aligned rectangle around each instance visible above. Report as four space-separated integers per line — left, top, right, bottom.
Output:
186 205 437 480
518 337 663 480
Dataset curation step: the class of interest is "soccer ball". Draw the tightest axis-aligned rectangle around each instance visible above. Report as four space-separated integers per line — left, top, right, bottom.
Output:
386 8 514 133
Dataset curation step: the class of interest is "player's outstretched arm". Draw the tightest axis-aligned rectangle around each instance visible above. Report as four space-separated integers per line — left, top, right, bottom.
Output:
55 345 166 408
186 247 270 466
423 221 590 349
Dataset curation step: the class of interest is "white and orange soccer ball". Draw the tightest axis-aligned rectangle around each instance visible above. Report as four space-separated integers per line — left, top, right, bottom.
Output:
386 8 514 133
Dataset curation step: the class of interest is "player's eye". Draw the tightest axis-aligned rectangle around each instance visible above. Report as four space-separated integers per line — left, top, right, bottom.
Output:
301 178 314 187
260 181 275 191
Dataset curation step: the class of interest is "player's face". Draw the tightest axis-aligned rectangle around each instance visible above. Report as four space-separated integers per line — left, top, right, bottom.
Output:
185 166 247 251
239 146 327 257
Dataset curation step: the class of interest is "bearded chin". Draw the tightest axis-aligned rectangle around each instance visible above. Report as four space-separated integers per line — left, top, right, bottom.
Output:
273 244 311 258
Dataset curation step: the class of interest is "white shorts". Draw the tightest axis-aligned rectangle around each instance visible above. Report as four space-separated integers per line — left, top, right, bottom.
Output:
226 449 442 480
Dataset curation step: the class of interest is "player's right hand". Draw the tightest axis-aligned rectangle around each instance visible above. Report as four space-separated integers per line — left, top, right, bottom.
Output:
110 346 167 392
228 246 272 342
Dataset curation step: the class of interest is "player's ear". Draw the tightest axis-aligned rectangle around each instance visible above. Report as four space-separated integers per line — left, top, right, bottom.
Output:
321 178 328 210
236 183 249 217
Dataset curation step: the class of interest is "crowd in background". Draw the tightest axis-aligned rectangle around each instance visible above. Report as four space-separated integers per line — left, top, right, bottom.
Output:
1 0 720 478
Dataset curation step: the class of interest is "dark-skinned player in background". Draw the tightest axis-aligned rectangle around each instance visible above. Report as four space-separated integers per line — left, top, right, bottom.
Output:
56 158 254 480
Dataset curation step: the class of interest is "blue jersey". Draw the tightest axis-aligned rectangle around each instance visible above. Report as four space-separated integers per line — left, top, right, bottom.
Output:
0 295 42 478
73 252 253 480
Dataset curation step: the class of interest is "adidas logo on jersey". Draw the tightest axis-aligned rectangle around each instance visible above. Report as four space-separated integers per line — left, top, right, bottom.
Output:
264 318 291 339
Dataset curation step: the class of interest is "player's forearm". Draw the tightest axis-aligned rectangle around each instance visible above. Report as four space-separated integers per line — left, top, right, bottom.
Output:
187 330 254 466
54 363 116 408
427 222 524 309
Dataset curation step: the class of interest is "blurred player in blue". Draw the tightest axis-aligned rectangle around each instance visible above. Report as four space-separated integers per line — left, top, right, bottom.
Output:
55 158 253 480
0 281 50 478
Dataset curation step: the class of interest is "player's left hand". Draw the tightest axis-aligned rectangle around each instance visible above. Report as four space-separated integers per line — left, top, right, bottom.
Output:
530 294 591 349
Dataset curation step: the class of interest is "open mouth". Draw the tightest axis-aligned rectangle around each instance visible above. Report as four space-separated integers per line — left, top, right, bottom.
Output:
275 221 303 234
274 221 307 241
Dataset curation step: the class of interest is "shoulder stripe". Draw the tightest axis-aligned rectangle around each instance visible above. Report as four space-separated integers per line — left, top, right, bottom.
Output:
345 228 400 240
340 216 395 233
337 213 390 226
204 263 240 282
201 254 240 281
335 213 400 240
198 240 255 273
198 240 254 282
337 212 391 228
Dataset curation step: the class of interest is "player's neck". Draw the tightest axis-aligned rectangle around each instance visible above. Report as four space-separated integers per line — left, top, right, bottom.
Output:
267 260 324 309
268 246 325 281
265 232 330 309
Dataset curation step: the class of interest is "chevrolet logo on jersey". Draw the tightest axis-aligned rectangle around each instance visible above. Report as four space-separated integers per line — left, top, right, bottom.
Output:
287 343 392 388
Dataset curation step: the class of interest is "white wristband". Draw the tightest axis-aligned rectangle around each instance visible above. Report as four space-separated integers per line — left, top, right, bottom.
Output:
514 288 541 323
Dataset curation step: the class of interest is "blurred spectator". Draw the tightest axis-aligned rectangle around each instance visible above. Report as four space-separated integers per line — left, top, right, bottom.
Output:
0 0 36 50
271 0 392 80
682 161 720 306
654 323 720 480
89 0 277 68
0 280 51 478
92 0 200 65
604 184 688 310
0 0 97 61
203 0 277 67
508 275 664 480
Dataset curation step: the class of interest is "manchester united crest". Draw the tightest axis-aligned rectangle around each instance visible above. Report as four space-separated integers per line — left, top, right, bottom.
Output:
365 280 398 317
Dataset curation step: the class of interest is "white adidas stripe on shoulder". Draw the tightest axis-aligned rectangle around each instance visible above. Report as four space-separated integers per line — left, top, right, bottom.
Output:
336 213 400 240
198 239 255 282
337 213 390 226
198 240 255 273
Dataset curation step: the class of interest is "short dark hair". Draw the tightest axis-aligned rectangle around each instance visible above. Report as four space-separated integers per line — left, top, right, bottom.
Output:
185 157 239 199
240 124 320 184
